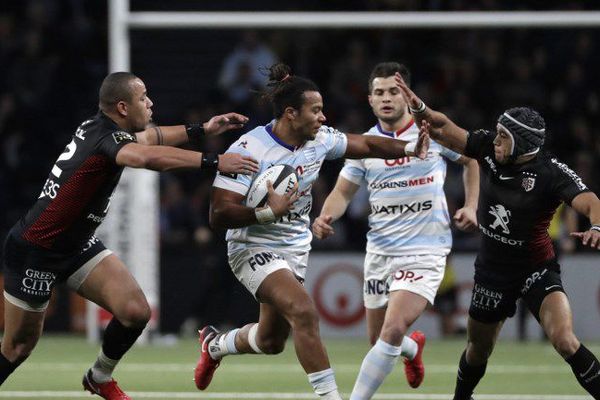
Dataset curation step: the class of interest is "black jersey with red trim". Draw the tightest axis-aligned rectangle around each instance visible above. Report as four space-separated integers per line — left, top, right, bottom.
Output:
11 111 136 252
464 129 589 282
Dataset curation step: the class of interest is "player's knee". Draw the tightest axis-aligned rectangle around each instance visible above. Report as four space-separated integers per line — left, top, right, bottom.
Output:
258 336 286 354
467 338 494 362
118 297 151 328
4 338 37 364
380 322 408 344
549 331 579 358
288 301 319 332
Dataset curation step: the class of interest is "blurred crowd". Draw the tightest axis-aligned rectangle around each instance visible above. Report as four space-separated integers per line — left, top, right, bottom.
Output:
1 0 599 331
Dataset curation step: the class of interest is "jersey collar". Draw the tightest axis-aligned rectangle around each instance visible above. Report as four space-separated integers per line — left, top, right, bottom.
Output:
376 119 415 138
265 122 299 151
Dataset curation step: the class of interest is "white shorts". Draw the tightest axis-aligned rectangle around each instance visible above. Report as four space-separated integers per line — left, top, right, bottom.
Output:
229 246 308 300
363 253 446 309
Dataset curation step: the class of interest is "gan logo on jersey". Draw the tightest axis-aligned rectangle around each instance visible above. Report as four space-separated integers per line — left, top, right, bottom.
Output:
112 131 136 144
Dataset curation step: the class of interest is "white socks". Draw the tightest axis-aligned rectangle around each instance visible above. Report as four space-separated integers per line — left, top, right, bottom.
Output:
308 368 342 399
350 339 401 400
91 350 119 383
401 335 418 360
208 328 240 360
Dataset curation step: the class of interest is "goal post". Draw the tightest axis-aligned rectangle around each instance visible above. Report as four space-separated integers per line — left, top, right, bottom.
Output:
97 0 600 343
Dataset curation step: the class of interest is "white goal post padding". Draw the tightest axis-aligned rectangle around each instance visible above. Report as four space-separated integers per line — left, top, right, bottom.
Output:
97 0 600 342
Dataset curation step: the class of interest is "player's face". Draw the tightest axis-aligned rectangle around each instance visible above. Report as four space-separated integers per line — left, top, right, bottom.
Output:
126 78 154 132
295 91 326 140
494 124 514 164
368 76 407 124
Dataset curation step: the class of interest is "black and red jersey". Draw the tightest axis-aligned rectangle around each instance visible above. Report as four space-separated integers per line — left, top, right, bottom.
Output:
464 129 589 282
12 111 136 252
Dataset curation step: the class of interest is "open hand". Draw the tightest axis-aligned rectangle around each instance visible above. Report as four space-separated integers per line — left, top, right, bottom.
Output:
217 153 259 175
570 229 600 250
204 112 249 136
266 181 299 218
415 121 431 160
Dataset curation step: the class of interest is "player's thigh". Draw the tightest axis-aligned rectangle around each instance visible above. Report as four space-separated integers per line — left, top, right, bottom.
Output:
2 299 46 359
257 268 316 325
366 307 386 345
538 292 575 339
76 253 149 321
385 289 429 331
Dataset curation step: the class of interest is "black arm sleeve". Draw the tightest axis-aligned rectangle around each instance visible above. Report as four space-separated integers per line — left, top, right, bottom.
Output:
464 129 495 161
548 157 591 205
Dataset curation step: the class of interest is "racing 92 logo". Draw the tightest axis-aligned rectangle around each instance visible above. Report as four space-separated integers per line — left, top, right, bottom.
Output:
384 157 411 167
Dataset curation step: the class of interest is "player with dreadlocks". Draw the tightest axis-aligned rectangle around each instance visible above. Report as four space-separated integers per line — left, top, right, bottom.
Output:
395 73 600 400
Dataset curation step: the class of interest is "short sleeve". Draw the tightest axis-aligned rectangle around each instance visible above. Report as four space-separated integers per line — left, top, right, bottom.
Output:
98 130 137 161
212 139 253 196
440 144 462 162
464 129 495 161
339 158 366 185
548 158 591 205
322 126 348 160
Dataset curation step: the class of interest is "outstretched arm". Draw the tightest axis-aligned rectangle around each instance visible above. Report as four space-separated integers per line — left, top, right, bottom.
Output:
345 123 429 160
312 177 360 240
116 142 259 175
395 73 469 154
135 112 249 146
569 192 600 250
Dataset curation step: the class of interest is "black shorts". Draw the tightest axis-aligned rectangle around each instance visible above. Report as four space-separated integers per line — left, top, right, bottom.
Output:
2 233 110 309
469 263 565 323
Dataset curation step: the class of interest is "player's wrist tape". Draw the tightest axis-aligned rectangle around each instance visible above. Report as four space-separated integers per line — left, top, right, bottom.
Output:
201 153 219 169
404 141 417 156
409 101 426 114
255 206 276 224
186 123 205 141
590 225 600 233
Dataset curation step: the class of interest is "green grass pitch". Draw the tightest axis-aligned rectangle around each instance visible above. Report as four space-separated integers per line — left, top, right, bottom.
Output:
0 335 594 399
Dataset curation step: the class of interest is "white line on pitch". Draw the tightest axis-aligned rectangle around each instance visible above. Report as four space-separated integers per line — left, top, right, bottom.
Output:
21 362 572 374
0 392 590 399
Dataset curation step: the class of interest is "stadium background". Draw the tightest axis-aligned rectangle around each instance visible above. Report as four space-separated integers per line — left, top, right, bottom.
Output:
1 0 600 340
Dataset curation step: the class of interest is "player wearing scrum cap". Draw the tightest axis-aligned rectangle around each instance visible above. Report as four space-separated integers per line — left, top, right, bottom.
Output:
193 63 430 400
395 73 600 400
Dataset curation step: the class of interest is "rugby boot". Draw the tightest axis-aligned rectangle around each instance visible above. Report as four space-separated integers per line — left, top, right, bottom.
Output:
194 325 221 390
403 330 426 388
82 369 131 400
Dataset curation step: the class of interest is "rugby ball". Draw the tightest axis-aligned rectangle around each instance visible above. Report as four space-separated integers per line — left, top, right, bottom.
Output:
246 164 298 208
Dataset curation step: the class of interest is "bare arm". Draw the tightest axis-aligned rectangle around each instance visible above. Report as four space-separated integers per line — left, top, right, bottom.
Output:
210 184 298 229
345 126 429 160
135 112 249 146
452 155 479 231
569 191 600 250
115 142 259 174
395 73 469 154
312 177 360 239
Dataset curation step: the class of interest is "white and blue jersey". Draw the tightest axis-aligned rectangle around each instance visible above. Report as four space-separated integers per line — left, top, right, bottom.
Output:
340 121 461 257
213 122 348 255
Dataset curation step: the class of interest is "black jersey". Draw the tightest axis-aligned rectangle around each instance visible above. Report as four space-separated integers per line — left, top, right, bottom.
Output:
464 129 589 282
12 111 136 253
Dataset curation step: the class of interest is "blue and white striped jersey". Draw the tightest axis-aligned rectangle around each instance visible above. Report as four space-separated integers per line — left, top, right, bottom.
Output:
340 121 461 256
213 122 348 254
